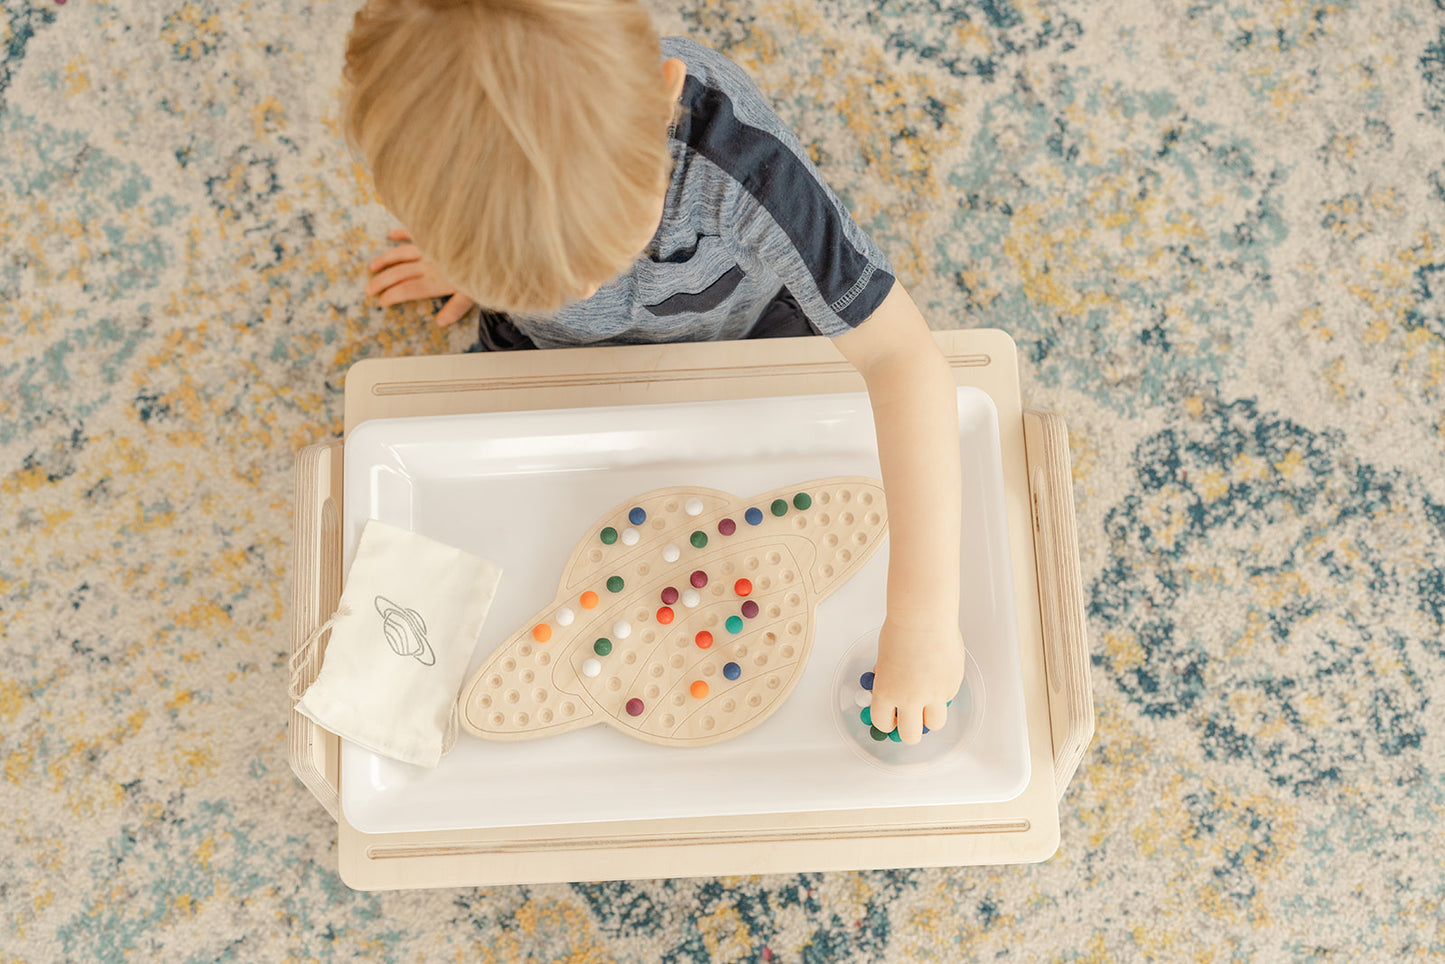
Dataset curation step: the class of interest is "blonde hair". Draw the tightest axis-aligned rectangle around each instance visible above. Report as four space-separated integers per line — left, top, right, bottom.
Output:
343 0 674 312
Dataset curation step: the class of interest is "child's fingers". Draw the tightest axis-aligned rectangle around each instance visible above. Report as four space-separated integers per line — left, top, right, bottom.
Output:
922 701 949 734
374 278 437 307
869 695 898 737
388 226 412 241
895 707 925 745
367 244 422 275
435 294 475 328
365 261 425 299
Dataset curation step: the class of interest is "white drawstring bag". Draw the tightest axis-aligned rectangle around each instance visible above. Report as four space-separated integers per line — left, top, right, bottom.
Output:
291 519 502 768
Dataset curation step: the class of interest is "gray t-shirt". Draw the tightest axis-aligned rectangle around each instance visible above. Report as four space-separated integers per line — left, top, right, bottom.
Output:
510 36 896 349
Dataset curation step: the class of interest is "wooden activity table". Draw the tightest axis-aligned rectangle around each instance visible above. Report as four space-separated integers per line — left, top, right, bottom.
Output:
289 328 1092 889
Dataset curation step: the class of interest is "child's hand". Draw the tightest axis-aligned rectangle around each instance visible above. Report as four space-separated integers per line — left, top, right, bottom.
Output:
365 227 477 327
867 616 964 745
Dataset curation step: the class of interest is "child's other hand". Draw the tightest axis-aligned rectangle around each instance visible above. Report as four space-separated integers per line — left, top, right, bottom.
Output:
365 227 476 327
868 617 964 745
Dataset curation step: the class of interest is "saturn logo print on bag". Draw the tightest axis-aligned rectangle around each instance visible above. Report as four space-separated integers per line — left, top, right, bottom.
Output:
374 595 436 666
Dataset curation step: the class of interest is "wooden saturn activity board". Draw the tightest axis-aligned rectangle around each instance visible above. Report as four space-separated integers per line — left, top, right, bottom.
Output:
458 476 888 747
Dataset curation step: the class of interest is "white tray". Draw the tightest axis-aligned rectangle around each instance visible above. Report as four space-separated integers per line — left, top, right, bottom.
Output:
339 389 1029 833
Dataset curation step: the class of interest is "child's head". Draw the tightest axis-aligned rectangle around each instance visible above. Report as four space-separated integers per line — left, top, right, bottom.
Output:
343 0 677 312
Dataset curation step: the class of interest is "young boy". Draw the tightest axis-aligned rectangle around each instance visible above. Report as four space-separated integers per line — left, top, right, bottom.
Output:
345 0 963 745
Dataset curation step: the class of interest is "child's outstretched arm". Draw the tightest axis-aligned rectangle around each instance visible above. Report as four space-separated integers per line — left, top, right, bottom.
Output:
832 281 965 745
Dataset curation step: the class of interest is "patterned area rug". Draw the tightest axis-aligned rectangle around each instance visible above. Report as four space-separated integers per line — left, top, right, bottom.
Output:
5 0 1445 959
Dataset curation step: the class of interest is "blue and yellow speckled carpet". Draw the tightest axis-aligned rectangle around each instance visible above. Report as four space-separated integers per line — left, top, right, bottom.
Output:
5 0 1445 959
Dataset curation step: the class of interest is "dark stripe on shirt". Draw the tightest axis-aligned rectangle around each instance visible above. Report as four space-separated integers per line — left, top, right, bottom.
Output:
674 76 894 328
644 264 747 316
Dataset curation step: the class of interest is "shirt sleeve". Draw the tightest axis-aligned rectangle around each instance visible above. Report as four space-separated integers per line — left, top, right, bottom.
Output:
670 42 896 337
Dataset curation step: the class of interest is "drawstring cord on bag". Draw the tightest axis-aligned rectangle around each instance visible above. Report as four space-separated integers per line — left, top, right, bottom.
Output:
288 604 353 701
290 601 462 759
